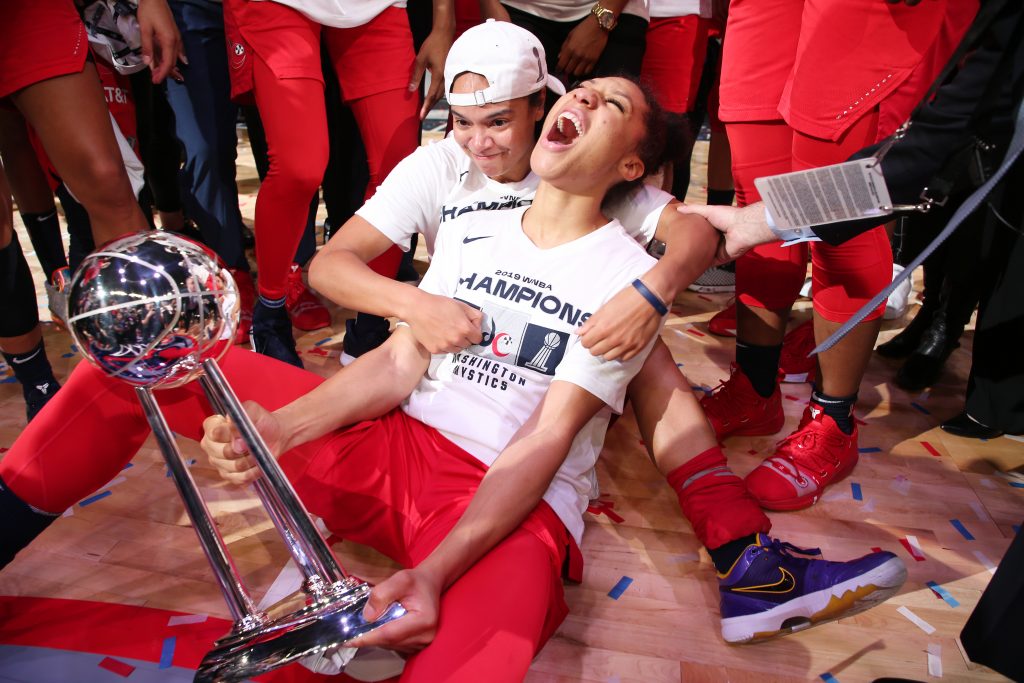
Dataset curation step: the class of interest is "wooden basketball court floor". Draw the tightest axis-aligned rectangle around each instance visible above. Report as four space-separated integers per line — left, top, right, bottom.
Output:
0 139 1021 682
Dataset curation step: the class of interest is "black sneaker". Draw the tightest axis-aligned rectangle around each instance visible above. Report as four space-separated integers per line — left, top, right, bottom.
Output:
25 377 61 422
340 316 391 366
251 301 303 368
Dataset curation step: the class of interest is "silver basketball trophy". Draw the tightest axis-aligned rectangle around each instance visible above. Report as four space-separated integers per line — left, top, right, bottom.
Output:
66 232 405 682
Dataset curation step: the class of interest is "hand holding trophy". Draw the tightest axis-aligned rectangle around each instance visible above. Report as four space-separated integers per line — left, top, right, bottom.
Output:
66 231 404 682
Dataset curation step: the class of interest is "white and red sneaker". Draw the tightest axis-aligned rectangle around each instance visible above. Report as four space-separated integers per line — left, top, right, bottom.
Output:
745 401 859 511
700 365 785 440
286 263 331 331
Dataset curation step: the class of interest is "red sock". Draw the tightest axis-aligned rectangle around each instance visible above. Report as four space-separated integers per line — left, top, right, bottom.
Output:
665 446 770 550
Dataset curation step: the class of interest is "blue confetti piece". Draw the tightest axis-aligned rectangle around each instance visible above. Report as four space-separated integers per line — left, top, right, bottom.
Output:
61 353 74 358
1009 482 1024 489
122 463 134 470
820 674 840 683
851 483 863 501
69 344 78 353
0 377 18 384
1013 524 1021 535
608 576 633 600
926 581 960 608
910 402 931 415
159 636 176 669
950 519 975 541
315 337 333 347
675 362 684 368
79 490 112 507
859 447 882 454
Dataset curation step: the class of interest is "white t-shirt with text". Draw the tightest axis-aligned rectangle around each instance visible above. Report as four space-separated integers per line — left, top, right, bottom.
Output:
402 206 658 544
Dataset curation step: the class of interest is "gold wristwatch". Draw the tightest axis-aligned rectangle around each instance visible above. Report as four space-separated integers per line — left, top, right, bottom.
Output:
590 2 618 30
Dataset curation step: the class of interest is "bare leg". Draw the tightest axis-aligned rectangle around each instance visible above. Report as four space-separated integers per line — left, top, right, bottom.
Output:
11 62 147 245
736 301 790 347
814 313 882 396
627 340 718 474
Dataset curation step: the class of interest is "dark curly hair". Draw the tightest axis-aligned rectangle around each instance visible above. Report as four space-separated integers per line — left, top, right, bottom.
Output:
601 74 692 207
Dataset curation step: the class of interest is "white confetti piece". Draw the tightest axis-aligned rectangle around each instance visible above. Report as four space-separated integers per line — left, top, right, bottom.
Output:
979 478 997 489
1004 434 1024 443
99 475 128 491
258 559 304 610
898 606 936 634
954 637 977 670
670 552 700 564
968 501 988 522
927 643 942 678
972 550 997 575
168 613 208 626
890 475 912 496
906 535 926 559
862 498 876 513
62 507 74 518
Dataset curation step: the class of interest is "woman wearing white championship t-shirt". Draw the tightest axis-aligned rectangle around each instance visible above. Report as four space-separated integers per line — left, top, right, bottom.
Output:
199 75 674 676
311 21 907 645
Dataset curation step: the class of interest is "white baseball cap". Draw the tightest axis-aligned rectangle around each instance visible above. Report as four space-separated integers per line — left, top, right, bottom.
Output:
445 19 566 107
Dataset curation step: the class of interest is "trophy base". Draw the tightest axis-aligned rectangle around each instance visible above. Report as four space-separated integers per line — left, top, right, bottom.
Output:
194 583 406 682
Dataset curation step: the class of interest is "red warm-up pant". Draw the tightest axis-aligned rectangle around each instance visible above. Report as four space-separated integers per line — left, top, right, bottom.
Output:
225 2 419 300
0 348 575 682
727 115 892 321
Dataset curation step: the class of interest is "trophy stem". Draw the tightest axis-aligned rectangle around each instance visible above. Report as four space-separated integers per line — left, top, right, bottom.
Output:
136 387 265 628
200 359 347 588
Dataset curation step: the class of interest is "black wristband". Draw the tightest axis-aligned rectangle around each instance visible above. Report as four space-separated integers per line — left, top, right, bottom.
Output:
631 279 668 316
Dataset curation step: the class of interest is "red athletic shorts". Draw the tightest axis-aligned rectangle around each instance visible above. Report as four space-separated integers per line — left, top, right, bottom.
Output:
223 1 414 103
0 0 89 100
719 0 966 141
641 15 711 115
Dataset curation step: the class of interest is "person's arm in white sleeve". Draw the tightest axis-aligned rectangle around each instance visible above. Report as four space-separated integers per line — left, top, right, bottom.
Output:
309 145 483 354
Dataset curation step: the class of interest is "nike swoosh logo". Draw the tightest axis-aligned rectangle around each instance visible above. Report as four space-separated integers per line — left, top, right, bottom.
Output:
463 235 493 244
730 567 797 594
11 348 43 364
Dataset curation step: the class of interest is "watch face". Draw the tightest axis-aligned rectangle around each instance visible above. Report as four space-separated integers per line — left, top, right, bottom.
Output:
597 11 615 28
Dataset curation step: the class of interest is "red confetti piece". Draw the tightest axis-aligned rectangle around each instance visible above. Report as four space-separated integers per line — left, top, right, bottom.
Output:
0 447 8 453
686 328 706 338
587 500 624 524
698 295 712 302
98 657 135 677
307 347 329 357
784 394 801 401
748 449 758 455
899 538 926 561
920 441 941 457
870 547 882 553
928 584 945 600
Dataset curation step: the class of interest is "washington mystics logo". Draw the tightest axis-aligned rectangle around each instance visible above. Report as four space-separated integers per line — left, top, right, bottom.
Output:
466 301 569 376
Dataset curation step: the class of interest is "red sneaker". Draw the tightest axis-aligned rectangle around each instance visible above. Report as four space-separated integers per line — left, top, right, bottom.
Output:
286 263 331 331
708 302 737 337
780 319 817 384
229 268 255 345
700 365 785 440
745 401 859 511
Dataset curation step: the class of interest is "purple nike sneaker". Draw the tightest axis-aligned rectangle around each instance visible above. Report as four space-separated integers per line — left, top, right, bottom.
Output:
718 534 907 643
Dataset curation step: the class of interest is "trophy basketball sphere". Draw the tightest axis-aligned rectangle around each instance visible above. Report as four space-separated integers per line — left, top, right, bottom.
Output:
66 231 238 389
